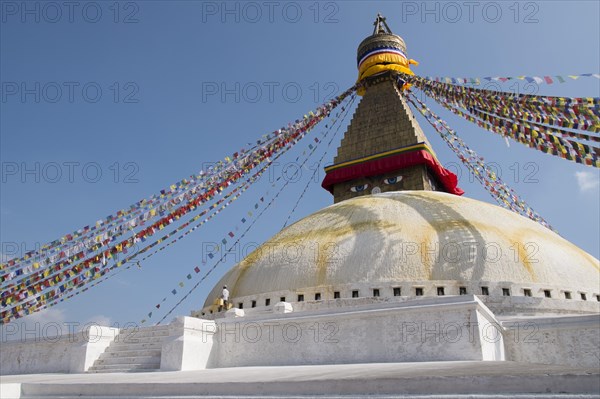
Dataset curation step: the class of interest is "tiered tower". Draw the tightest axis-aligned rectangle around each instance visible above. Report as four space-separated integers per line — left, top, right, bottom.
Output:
322 14 462 203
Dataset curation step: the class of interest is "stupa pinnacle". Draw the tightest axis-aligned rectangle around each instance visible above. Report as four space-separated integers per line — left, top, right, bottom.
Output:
322 15 462 203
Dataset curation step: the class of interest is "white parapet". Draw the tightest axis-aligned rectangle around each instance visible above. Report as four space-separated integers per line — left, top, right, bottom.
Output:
0 325 119 375
274 302 293 314
160 316 216 371
212 295 505 368
69 325 120 373
225 308 246 318
502 314 600 368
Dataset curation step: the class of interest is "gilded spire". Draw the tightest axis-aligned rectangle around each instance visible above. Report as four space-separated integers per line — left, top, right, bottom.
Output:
321 16 462 203
372 13 393 35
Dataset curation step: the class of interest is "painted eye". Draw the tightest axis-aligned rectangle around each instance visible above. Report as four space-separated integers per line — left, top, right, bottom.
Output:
383 176 403 185
350 184 369 192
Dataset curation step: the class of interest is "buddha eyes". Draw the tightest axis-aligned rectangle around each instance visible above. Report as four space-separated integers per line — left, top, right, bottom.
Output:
350 184 369 192
350 176 402 192
383 176 403 185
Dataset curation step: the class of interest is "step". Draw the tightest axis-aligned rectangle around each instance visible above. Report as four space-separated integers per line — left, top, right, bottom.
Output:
88 368 160 374
86 366 160 373
114 328 169 340
109 335 166 346
122 324 169 331
94 355 160 366
100 349 162 358
87 367 160 373
86 326 168 374
87 363 160 372
105 341 163 352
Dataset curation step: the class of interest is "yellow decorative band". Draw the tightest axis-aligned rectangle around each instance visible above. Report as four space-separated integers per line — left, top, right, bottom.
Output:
358 53 409 76
324 143 438 172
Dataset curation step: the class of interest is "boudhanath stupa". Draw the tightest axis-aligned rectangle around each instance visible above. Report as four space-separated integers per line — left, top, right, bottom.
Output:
1 15 599 399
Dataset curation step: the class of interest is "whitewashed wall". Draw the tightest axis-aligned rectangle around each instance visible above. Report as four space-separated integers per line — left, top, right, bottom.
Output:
502 315 600 368
2 298 599 375
0 326 118 375
212 296 504 368
1 336 74 375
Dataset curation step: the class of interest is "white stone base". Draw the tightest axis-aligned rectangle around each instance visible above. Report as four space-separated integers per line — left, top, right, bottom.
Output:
0 326 119 375
2 296 599 377
160 317 215 371
502 314 600 367
1 361 599 398
213 295 505 368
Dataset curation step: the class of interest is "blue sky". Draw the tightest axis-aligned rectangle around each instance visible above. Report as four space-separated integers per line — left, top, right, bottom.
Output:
1 1 599 335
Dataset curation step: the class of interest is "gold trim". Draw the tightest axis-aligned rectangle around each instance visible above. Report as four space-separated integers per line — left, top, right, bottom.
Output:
325 143 438 172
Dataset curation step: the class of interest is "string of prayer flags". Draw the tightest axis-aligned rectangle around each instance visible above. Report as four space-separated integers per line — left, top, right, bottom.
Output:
2 130 307 319
0 86 357 325
3 83 356 279
425 73 600 86
408 74 599 118
406 90 553 230
401 74 600 168
282 95 357 229
143 94 357 325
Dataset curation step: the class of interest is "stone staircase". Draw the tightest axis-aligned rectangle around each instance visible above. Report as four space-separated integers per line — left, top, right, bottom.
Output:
87 325 169 373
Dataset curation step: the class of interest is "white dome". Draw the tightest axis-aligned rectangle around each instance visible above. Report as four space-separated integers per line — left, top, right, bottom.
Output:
204 191 599 310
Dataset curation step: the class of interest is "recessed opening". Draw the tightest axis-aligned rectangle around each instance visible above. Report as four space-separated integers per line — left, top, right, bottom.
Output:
209 310 213 314
415 287 423 296
437 287 445 296
393 287 401 296
481 286 489 296
297 294 304 302
502 288 510 297
544 290 551 298
459 286 467 295
265 298 271 306
238 303 243 309
251 300 256 308
373 289 380 297
564 291 571 300
352 290 359 298
280 296 286 302
523 289 532 297
315 293 321 301
596 295 600 302
581 293 587 301
334 291 340 299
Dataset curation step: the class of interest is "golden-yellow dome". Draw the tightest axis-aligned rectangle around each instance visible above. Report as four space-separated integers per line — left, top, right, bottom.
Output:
203 191 599 311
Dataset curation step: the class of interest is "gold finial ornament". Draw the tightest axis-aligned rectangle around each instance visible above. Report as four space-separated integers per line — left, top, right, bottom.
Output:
372 13 393 34
356 14 419 95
